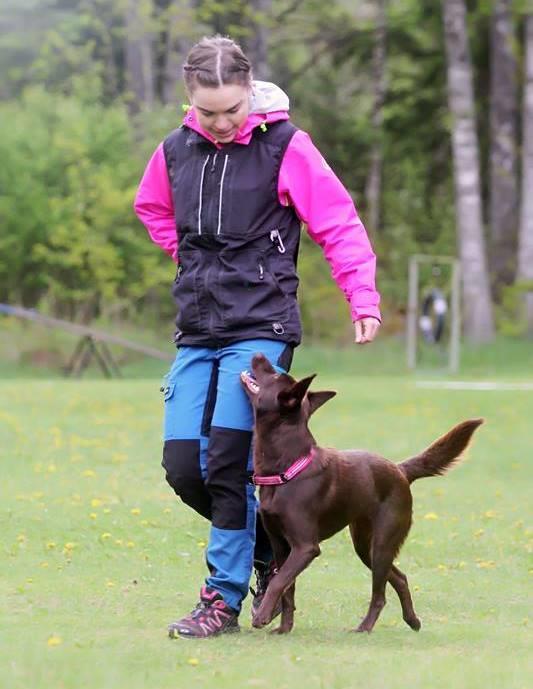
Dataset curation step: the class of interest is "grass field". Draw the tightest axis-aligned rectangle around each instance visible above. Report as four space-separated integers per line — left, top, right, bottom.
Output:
1 350 532 688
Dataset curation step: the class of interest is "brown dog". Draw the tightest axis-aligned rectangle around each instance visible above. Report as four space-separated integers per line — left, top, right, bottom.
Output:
240 353 483 634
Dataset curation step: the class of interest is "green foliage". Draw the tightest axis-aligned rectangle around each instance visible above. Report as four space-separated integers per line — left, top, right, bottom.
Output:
0 86 173 321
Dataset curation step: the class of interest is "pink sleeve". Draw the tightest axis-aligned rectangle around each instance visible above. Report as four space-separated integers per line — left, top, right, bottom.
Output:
278 130 381 322
134 143 178 262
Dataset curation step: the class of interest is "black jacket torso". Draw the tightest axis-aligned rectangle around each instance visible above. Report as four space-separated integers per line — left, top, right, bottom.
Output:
163 120 303 347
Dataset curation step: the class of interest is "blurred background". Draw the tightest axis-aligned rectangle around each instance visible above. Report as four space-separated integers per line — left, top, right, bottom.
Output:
0 0 532 377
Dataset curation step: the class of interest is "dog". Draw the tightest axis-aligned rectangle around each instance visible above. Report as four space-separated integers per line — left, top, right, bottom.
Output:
240 353 483 634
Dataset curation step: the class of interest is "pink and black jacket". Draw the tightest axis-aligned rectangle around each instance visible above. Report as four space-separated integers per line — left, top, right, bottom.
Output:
134 81 381 347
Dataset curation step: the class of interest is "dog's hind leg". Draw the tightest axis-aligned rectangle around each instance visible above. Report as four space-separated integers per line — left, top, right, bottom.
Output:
350 522 421 631
388 565 420 631
351 511 412 633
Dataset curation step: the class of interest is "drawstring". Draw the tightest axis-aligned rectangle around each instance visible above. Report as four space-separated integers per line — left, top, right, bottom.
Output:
198 154 210 235
217 154 229 235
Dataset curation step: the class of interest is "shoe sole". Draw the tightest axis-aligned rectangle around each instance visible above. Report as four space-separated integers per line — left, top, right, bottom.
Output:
168 625 240 639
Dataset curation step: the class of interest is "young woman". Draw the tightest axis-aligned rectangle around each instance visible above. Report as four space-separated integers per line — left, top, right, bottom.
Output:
134 35 381 638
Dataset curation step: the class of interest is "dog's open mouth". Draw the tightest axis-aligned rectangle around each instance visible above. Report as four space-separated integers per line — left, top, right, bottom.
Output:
240 370 260 394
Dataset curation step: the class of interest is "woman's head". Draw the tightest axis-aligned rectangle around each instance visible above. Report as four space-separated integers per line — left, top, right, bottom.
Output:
183 36 253 143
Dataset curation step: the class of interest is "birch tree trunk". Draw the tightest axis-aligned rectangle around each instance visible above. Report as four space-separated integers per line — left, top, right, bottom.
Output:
246 0 272 80
161 0 195 105
442 0 495 342
364 0 387 234
490 0 518 294
517 15 533 333
124 0 155 115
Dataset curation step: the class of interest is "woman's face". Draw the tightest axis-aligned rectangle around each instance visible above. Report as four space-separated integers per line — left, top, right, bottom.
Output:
190 84 251 143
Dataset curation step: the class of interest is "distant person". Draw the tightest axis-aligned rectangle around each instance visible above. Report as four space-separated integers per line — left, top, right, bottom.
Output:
134 35 380 638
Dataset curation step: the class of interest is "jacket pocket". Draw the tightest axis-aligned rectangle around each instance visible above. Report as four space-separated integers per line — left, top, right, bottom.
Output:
216 249 290 329
171 250 203 333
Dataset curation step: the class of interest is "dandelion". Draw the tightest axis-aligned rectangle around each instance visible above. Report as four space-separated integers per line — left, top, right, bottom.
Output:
106 581 115 588
100 533 112 541
47 464 57 473
477 560 496 569
131 508 141 516
47 635 62 647
64 542 76 550
115 539 123 546
437 564 447 572
103 508 111 514
197 540 207 547
89 513 97 520
82 470 96 478
46 542 56 550
126 541 135 548
423 512 439 520
91 498 103 508
483 510 496 519
474 529 484 538
187 658 199 666
17 534 26 543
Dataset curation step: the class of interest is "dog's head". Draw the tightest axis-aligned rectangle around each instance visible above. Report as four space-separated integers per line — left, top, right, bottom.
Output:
240 353 336 421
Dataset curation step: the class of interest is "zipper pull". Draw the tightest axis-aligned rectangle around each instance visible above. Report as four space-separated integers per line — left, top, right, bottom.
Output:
210 153 218 172
269 229 286 254
258 262 265 280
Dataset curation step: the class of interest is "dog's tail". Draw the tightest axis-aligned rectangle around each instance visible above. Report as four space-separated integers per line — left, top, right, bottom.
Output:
399 419 484 484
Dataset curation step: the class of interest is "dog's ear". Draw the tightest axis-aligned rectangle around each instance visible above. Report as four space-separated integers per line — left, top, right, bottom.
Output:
278 374 316 410
307 390 337 416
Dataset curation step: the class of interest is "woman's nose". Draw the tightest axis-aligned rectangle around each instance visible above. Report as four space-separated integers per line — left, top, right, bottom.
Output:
213 115 230 130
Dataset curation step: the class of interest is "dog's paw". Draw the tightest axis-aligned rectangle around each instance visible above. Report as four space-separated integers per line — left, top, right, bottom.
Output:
269 624 293 635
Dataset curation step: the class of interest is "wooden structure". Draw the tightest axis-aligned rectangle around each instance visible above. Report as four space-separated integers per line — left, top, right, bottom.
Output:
0 304 173 378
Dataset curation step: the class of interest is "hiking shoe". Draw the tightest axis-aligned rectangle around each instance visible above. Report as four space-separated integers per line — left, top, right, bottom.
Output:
250 560 281 620
168 585 240 639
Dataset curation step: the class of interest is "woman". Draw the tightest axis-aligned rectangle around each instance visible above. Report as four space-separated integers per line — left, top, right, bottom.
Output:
134 35 380 638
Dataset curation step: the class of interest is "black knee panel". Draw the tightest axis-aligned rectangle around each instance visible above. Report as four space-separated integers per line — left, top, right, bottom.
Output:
162 439 212 519
205 427 252 530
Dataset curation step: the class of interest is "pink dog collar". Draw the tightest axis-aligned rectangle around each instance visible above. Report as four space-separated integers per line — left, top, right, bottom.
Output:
252 450 314 486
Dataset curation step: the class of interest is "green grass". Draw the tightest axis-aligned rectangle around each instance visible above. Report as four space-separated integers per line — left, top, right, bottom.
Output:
1 371 531 689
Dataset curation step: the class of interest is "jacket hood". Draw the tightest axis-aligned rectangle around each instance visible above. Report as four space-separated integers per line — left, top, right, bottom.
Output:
250 80 290 114
182 80 290 147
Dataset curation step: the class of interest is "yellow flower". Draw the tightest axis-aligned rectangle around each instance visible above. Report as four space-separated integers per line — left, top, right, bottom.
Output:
40 562 49 568
91 498 103 508
100 533 112 541
483 510 496 519
197 540 207 547
17 534 26 542
187 658 199 666
126 541 135 548
474 529 484 538
47 635 62 647
423 512 439 520
477 560 496 569
89 513 97 520
106 581 115 588
64 542 76 550
130 508 141 515
82 470 96 478
46 542 56 550
47 464 57 473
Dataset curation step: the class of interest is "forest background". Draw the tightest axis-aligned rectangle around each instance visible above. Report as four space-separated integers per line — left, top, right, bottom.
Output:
1 0 532 351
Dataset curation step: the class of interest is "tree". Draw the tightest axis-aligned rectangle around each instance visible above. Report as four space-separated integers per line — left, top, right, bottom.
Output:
489 0 518 294
442 0 495 342
364 0 388 234
517 14 533 333
124 0 155 114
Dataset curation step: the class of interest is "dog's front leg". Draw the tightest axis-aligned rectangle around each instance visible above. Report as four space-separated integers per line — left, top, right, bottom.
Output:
270 582 296 634
252 543 320 629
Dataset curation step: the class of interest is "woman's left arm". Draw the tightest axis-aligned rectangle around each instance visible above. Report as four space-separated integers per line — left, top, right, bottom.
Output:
278 130 381 343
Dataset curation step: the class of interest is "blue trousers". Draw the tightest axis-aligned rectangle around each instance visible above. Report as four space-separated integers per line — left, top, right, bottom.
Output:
162 339 291 612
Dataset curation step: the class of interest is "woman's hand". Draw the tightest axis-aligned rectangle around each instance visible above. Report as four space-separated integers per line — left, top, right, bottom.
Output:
354 317 380 344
